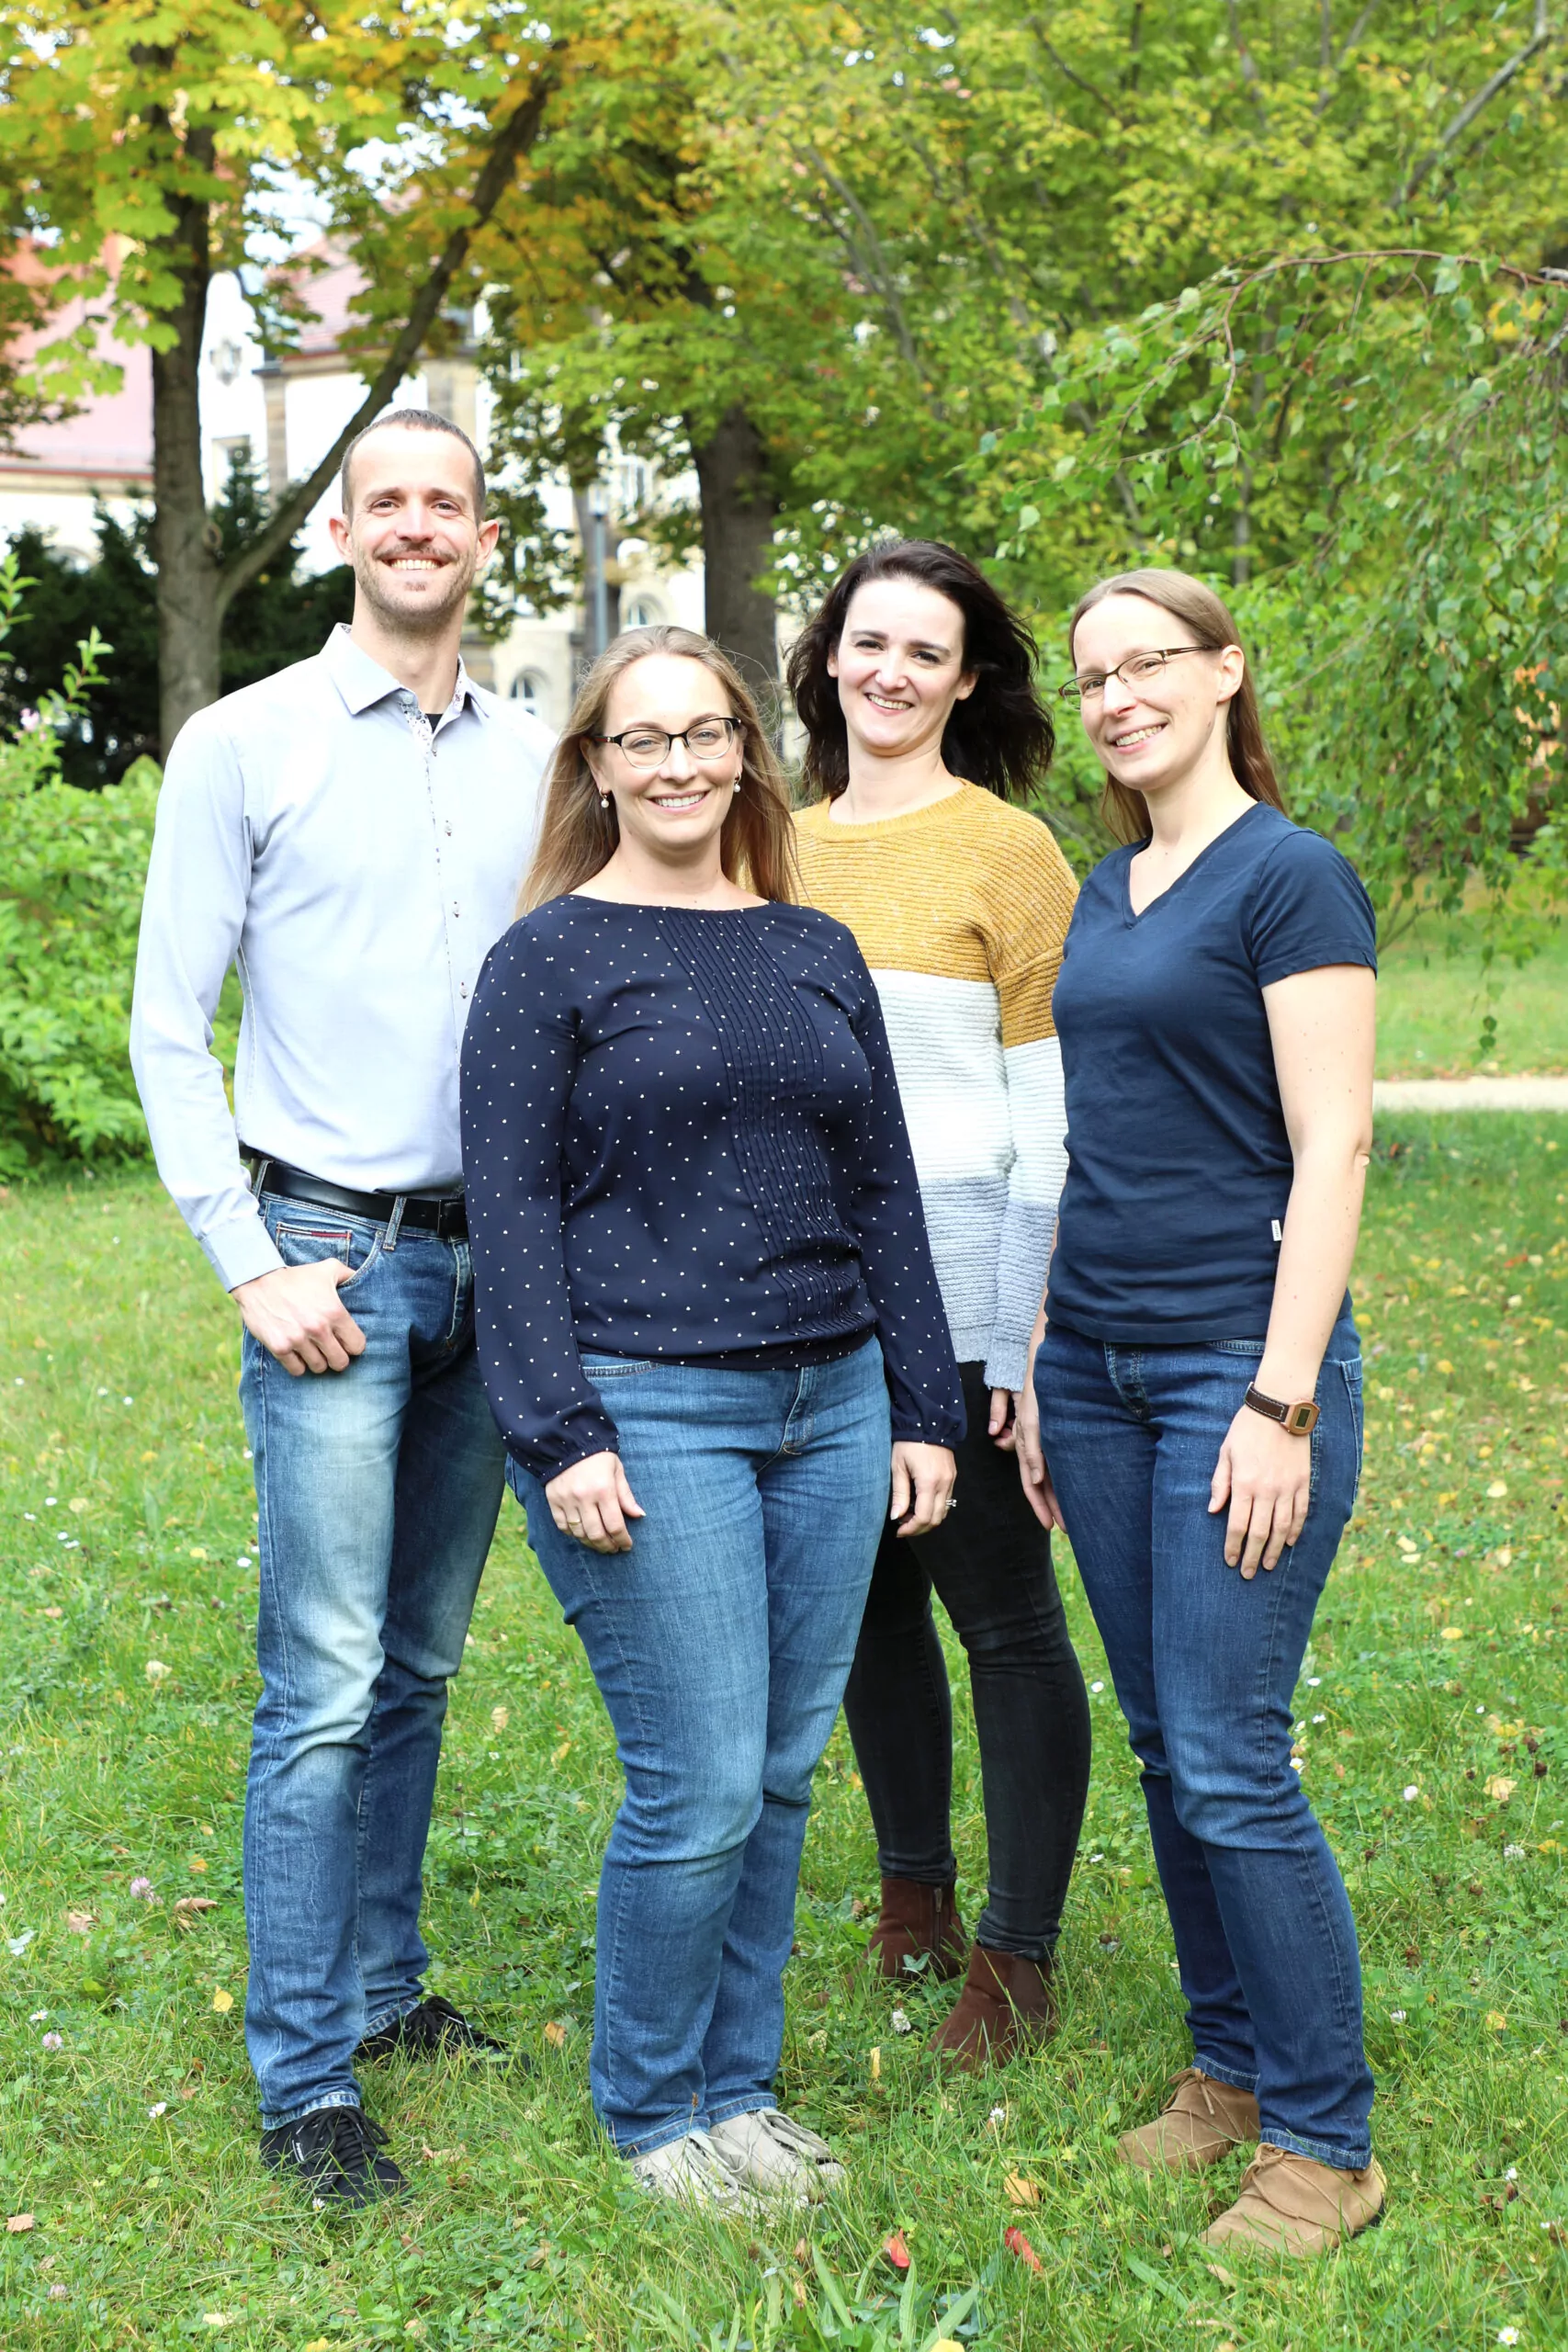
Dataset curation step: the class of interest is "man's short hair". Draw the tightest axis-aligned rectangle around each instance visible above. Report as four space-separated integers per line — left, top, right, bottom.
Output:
340 407 487 518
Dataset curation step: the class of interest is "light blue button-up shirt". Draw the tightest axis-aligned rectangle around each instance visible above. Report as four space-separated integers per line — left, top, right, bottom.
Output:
130 625 553 1291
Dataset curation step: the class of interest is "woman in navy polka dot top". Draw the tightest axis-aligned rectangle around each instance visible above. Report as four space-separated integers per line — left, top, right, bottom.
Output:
460 625 962 2211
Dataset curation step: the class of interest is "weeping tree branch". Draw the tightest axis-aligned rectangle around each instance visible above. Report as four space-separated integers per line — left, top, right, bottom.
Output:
216 55 562 616
1397 0 1551 203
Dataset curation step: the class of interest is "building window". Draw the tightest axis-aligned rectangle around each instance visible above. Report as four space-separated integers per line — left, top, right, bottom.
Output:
624 594 664 629
510 672 547 716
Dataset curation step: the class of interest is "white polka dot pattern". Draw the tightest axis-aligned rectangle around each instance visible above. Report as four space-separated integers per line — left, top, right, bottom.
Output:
459 897 965 1477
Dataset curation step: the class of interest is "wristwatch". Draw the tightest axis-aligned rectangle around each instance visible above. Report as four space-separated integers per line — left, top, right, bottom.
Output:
1243 1383 1320 1436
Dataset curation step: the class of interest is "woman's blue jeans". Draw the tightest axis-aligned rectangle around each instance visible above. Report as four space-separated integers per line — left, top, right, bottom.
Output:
513 1339 891 2157
1035 1318 1374 2170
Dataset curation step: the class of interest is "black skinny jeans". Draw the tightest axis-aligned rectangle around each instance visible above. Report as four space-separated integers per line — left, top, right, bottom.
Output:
841 1362 1092 1962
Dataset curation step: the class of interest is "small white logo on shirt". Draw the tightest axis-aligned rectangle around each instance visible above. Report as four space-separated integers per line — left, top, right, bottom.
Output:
1271 1218 1284 1242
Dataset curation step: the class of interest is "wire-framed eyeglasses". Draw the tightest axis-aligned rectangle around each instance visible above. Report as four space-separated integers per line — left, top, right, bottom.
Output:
591 717 743 766
1057 647 1209 705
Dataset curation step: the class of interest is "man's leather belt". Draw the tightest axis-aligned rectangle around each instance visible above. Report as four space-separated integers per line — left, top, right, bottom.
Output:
243 1151 468 1240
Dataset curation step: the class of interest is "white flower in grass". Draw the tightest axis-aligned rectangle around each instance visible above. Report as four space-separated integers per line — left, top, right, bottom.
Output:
1089 1679 1105 1694
1497 2328 1521 2346
1504 1845 1526 1860
1403 1784 1420 1802
1390 2011 1406 2024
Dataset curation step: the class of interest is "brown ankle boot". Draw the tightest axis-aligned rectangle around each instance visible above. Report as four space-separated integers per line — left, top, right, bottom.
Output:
1116 2068 1260 2175
930 1945 1056 2069
863 1875 966 1983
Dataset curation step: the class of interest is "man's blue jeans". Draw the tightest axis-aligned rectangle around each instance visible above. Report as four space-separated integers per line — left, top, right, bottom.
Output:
1035 1318 1374 2170
240 1191 504 2129
513 1339 891 2157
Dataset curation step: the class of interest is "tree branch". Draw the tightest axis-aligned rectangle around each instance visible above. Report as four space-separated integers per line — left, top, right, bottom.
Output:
807 149 928 382
1314 0 1381 112
1026 19 1129 122
216 56 562 612
1225 0 1270 129
1397 0 1551 202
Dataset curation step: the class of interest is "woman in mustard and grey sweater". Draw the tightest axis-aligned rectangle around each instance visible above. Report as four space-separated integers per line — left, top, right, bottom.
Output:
789 539 1090 2064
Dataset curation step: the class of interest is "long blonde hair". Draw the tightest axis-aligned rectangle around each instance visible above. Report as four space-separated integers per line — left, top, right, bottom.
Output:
1069 569 1285 845
519 626 799 913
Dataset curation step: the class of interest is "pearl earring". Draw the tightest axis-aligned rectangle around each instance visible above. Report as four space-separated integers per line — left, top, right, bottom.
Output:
600 795 610 808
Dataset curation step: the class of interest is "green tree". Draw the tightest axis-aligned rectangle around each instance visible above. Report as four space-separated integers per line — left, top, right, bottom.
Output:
0 1 565 749
0 453 355 787
993 247 1568 931
476 0 1564 676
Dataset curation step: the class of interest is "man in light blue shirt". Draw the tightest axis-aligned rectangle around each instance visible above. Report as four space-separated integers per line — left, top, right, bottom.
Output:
130 408 552 2207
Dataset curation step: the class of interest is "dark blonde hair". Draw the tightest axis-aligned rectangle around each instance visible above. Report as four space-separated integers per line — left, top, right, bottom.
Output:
1069 569 1284 844
520 626 799 913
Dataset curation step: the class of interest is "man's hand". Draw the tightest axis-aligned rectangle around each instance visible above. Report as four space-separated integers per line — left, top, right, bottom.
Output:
233 1261 367 1377
544 1452 645 1554
890 1442 957 1538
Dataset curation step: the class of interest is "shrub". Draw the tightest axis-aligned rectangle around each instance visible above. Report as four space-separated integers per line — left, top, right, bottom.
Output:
0 554 180 1174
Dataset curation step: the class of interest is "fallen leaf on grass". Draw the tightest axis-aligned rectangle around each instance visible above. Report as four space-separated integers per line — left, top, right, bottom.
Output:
63 1911 96 1935
1486 2011 1508 2032
173 1897 218 1925
210 1988 233 2014
491 1706 509 1732
1205 2261 1236 2286
304 2341 333 2350
550 1739 570 1765
883 2230 911 2271
869 2045 881 2081
6 2213 34 2233
542 2020 566 2048
1004 2225 1043 2272
1003 2172 1039 2207
1486 1480 1508 1499
1486 1776 1517 1804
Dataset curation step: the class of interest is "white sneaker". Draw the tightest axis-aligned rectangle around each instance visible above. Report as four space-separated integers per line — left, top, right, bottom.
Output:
708 2109 846 2204
628 2128 760 2216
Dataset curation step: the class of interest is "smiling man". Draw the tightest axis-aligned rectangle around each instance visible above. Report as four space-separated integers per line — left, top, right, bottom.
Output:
130 409 552 2207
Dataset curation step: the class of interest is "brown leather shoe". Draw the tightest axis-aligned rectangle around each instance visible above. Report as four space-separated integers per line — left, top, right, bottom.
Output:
863 1875 966 1983
1116 2068 1260 2174
1203 2143 1386 2255
929 1945 1055 2069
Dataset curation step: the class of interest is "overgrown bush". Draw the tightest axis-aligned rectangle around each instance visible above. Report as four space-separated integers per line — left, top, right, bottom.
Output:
0 555 167 1174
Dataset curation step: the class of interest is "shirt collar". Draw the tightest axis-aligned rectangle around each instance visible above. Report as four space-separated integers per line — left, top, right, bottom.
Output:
321 622 483 721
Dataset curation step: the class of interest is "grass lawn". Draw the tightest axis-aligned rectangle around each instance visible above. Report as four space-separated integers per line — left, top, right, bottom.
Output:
2 1122 1566 2349
1376 912 1568 1080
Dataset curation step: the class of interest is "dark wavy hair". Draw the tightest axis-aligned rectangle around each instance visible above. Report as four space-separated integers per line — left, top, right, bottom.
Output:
786 539 1055 802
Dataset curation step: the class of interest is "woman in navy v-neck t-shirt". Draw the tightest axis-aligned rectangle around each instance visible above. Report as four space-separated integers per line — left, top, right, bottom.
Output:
1019 569 1386 2256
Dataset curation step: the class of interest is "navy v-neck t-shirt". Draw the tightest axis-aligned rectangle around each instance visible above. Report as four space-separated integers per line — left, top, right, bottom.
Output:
1045 802 1377 1344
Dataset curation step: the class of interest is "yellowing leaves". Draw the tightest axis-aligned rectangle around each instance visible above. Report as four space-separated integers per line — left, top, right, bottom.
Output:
211 1987 234 2014
543 2020 567 2048
1485 1775 1517 1804
1486 1480 1509 1498
1003 2171 1040 2206
1485 2010 1508 2032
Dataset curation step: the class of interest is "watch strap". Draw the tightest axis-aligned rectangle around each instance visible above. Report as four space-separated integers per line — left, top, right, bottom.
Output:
1243 1383 1320 1436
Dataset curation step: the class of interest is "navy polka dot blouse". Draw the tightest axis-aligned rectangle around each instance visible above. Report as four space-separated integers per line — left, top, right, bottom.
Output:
460 895 965 1478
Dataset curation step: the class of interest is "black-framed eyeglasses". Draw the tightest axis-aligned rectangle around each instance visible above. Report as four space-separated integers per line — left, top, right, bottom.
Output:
590 716 744 766
1057 647 1209 705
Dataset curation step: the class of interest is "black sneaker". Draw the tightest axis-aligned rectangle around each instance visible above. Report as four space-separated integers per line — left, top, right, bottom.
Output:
355 1994 512 2066
260 2106 408 2209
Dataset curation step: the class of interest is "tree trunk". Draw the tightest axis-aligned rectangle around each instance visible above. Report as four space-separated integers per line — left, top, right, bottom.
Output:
152 175 221 752
691 405 779 685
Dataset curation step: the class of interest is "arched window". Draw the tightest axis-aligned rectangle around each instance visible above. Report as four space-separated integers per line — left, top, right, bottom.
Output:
510 671 547 716
624 594 664 630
